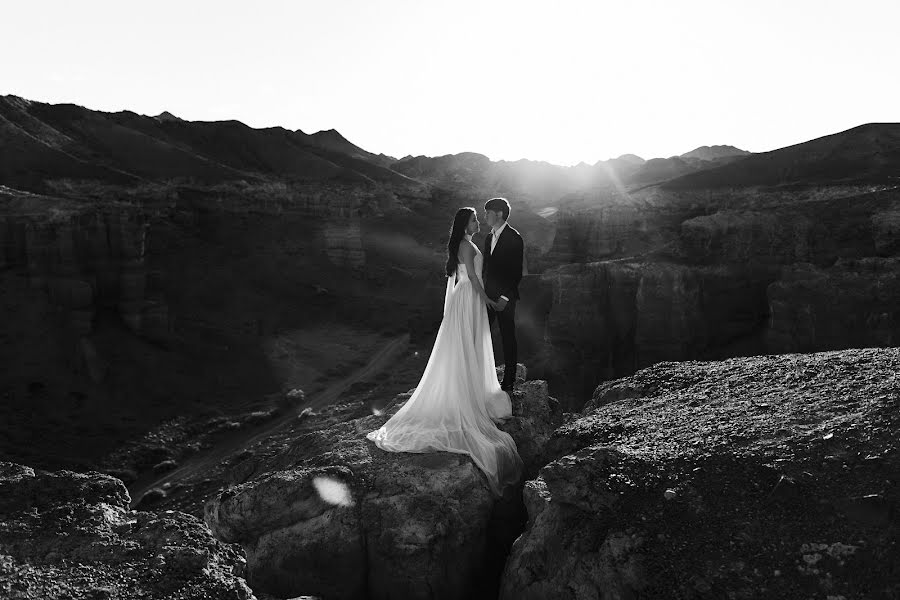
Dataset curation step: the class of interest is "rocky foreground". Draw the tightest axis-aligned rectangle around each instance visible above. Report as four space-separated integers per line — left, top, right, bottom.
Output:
203 367 560 600
2 350 898 599
0 462 254 599
503 347 899 600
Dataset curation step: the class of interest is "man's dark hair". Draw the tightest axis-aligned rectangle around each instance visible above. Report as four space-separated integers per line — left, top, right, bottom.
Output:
484 197 510 221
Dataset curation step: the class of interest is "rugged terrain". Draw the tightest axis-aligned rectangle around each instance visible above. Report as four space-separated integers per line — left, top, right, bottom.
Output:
3 92 900 563
0 462 255 599
3 335 898 599
503 347 900 599
14 348 887 600
189 348 895 600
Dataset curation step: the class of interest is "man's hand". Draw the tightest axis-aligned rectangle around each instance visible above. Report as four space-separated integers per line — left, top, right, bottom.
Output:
495 297 508 311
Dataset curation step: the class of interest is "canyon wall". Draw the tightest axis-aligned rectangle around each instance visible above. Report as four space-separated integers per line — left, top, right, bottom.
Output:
0 192 416 469
517 186 900 407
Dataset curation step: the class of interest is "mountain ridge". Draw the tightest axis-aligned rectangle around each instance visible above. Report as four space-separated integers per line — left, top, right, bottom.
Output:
2 94 899 206
664 122 900 190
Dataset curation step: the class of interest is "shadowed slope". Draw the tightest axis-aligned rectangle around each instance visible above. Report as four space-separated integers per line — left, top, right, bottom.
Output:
664 123 900 189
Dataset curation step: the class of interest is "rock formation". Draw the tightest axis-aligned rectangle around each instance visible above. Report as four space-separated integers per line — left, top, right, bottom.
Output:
203 369 560 600
525 184 900 406
501 347 900 599
0 462 255 599
1 209 166 344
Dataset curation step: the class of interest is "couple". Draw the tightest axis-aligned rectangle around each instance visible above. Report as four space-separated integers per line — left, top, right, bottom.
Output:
367 197 525 496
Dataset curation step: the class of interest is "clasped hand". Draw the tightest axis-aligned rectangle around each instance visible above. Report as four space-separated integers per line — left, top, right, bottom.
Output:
487 297 508 311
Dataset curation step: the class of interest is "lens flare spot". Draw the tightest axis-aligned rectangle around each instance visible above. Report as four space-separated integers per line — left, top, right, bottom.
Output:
312 476 354 507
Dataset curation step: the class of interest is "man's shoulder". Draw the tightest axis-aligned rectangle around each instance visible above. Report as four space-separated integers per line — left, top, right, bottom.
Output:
506 225 523 241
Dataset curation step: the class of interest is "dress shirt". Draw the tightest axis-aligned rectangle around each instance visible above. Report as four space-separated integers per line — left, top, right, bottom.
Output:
490 221 507 254
490 221 509 302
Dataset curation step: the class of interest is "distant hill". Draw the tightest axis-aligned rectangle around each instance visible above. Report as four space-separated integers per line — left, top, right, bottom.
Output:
665 123 900 189
0 95 415 193
155 111 183 123
614 153 646 165
309 129 396 168
389 145 755 203
680 145 750 161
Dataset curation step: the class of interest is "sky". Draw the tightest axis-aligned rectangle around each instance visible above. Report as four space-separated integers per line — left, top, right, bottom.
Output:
2 0 899 166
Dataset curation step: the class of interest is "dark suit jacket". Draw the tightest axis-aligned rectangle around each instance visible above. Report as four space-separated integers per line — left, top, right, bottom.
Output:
483 224 524 301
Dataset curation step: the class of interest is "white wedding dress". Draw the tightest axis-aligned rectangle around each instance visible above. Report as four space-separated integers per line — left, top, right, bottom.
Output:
366 242 523 496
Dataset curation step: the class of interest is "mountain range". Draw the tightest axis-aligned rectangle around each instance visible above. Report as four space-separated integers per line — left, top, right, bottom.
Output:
7 94 897 209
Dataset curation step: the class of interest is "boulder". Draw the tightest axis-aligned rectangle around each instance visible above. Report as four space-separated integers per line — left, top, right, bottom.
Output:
501 348 900 599
498 380 562 477
0 462 254 599
204 378 559 600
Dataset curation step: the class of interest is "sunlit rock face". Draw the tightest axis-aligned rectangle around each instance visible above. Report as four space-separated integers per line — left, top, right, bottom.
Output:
0 462 255 599
501 348 900 599
204 369 559 600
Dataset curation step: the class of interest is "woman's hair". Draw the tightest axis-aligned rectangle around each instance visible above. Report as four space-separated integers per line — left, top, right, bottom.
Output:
445 207 475 276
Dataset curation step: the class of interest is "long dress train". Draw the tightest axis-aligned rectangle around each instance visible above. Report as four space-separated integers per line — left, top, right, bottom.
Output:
366 247 523 496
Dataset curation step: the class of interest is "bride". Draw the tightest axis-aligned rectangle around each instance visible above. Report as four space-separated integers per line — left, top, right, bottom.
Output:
366 207 524 497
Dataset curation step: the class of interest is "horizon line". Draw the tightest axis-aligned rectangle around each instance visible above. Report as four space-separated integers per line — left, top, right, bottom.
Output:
2 91 894 169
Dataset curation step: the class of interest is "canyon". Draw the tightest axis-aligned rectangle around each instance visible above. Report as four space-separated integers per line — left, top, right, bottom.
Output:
4 96 899 427
2 94 899 598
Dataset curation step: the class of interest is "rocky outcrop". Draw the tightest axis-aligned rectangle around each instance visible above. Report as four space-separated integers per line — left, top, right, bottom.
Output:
203 372 559 600
500 379 563 477
501 348 900 599
0 462 254 599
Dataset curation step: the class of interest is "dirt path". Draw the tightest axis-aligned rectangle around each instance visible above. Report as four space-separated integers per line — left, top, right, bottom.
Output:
128 334 410 507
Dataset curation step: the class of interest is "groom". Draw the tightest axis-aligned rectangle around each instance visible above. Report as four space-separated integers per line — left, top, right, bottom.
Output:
482 197 524 393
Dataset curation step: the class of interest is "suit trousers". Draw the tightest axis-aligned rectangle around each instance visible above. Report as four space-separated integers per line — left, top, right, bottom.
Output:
487 299 518 389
